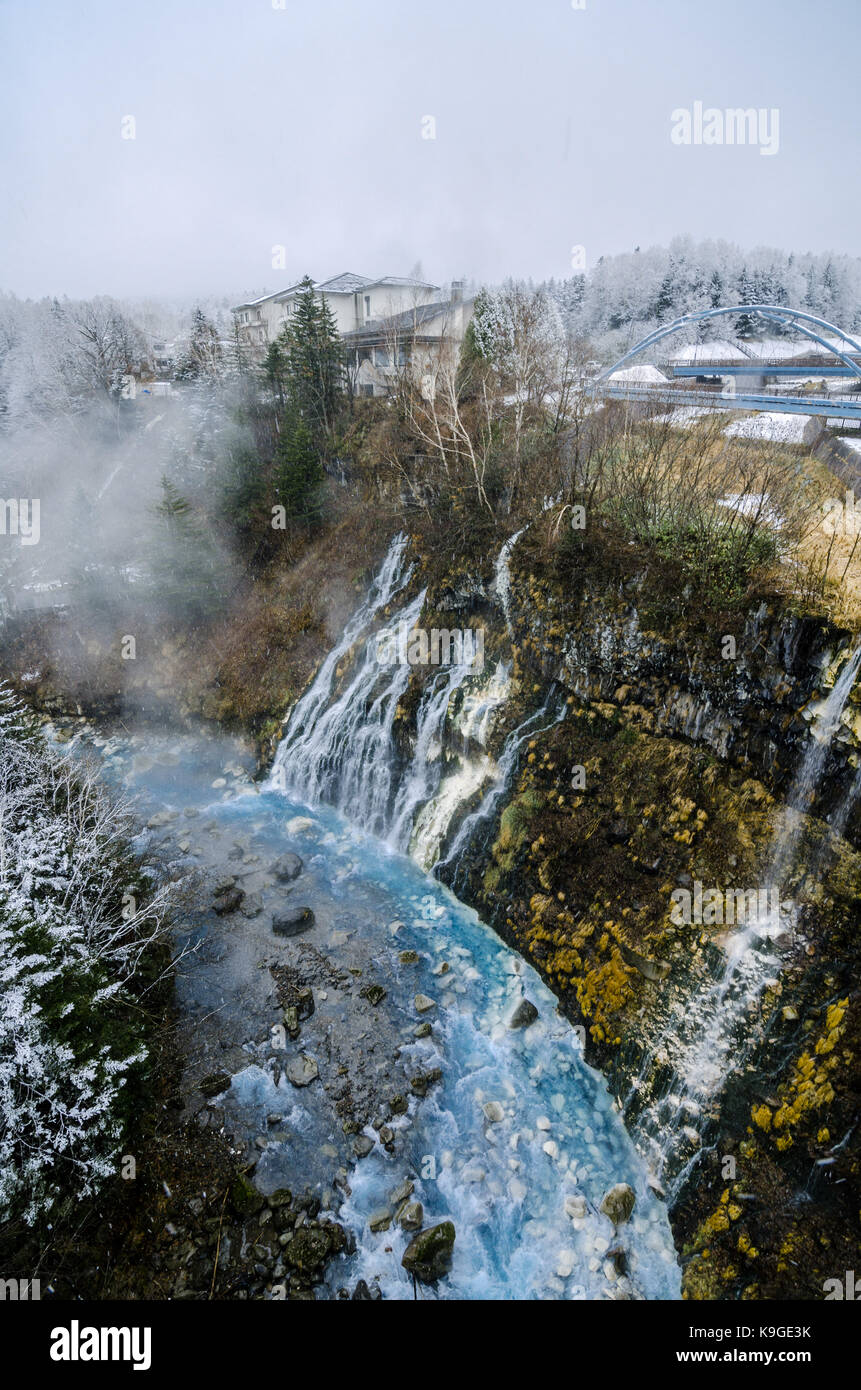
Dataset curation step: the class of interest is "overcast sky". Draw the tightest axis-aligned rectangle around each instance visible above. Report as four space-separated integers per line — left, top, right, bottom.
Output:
1 0 858 301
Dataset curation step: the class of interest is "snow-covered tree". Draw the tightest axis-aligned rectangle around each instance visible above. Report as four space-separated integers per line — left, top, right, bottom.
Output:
0 687 173 1223
472 281 565 457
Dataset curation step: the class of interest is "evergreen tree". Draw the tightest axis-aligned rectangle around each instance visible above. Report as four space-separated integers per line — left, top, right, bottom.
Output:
263 334 288 407
653 272 676 321
735 268 759 339
278 276 345 445
175 308 223 381
275 412 324 528
151 477 221 623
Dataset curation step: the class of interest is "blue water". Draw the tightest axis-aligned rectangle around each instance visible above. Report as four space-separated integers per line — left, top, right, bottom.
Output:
209 789 679 1300
60 724 681 1301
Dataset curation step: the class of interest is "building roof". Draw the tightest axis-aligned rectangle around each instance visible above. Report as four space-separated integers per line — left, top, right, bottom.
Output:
315 272 440 295
368 275 440 291
232 284 303 311
234 272 443 314
313 272 376 294
343 297 471 342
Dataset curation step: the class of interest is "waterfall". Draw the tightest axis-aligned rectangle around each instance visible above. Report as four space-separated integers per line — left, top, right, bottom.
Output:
770 643 861 881
270 535 515 861
388 658 478 853
437 691 568 883
405 660 514 870
269 531 413 765
630 641 861 1194
495 528 526 635
270 533 564 875
269 586 426 836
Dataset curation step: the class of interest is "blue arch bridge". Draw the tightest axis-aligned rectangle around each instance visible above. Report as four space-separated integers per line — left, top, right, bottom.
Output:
589 305 861 422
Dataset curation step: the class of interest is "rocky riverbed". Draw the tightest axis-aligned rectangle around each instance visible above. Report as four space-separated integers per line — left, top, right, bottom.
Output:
44 715 680 1301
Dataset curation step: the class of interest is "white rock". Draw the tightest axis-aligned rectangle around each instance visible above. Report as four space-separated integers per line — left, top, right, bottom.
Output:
286 816 315 835
537 1116 552 1131
542 1140 559 1160
483 1101 504 1124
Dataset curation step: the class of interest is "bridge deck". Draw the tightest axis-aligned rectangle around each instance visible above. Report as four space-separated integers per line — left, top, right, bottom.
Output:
590 384 861 421
671 365 859 378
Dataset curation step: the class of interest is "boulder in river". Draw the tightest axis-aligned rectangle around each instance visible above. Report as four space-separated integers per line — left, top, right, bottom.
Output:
286 816 315 836
398 1201 423 1231
401 1221 456 1284
213 882 244 915
600 1183 636 1226
509 998 539 1029
414 993 436 1014
272 852 303 882
230 1172 264 1218
272 906 315 937
351 1278 381 1301
283 1221 346 1273
285 1054 319 1087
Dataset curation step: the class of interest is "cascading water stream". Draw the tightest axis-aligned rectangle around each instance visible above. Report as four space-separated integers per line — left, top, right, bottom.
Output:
270 530 550 873
629 642 861 1194
436 691 568 885
388 659 476 853
495 527 526 635
269 531 413 787
261 532 681 1297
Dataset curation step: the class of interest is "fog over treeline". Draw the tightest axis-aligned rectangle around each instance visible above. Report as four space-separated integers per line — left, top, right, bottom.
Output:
0 291 250 653
2 232 861 660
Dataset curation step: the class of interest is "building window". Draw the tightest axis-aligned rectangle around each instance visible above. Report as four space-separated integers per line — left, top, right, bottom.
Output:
375 347 390 368
364 295 371 320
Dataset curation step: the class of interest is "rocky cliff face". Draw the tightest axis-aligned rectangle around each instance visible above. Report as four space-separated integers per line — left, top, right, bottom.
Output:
395 532 861 1301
